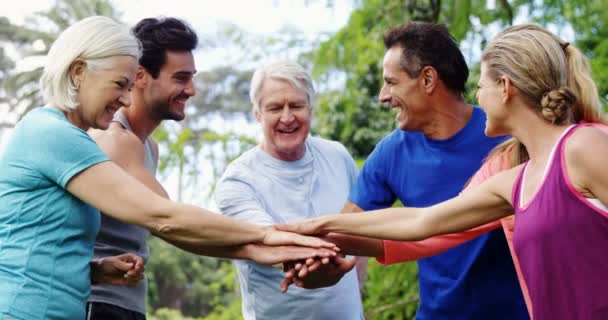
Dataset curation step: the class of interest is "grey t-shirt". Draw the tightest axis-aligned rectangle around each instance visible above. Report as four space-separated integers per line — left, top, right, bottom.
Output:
215 137 364 320
88 112 156 314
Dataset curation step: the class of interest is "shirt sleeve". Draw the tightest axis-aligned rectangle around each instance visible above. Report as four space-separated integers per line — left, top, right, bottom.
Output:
28 118 109 188
376 149 511 265
214 170 274 226
349 142 396 210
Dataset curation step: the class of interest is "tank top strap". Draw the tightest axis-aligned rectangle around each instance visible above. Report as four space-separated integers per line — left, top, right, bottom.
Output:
512 124 581 212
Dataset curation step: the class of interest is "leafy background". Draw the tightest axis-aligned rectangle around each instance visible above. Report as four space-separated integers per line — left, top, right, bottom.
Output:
1 0 606 319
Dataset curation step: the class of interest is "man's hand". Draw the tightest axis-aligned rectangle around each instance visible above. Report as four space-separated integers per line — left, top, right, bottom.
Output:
280 255 356 293
90 253 145 286
245 243 337 265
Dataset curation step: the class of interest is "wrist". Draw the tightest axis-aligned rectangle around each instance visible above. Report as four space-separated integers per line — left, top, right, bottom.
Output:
89 258 104 284
236 244 256 260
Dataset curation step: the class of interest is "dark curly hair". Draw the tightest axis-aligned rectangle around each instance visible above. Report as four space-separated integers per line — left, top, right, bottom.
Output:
132 17 198 78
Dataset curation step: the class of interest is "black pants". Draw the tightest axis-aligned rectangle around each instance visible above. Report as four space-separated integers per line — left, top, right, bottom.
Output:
86 302 146 320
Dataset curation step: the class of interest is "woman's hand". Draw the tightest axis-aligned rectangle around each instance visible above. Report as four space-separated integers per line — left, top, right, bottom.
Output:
261 226 335 249
272 216 329 237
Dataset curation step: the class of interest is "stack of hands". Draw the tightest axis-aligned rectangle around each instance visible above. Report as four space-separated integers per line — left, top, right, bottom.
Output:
91 216 354 293
272 217 356 294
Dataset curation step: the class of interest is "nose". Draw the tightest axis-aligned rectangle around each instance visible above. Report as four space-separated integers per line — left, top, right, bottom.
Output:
119 89 132 107
183 78 196 97
378 83 390 103
280 105 295 122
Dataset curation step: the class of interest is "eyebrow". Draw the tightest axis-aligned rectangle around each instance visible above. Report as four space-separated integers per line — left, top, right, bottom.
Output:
173 70 197 77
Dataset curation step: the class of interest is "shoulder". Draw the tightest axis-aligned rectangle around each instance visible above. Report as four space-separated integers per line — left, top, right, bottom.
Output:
566 125 608 162
88 122 144 160
308 136 352 159
219 147 259 180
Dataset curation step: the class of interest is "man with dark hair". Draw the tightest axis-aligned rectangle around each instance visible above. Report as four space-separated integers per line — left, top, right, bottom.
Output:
85 16 198 320
283 22 528 319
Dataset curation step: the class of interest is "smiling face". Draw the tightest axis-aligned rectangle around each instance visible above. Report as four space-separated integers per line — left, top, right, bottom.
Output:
142 50 196 121
74 55 138 130
256 78 311 161
476 62 509 136
378 46 430 131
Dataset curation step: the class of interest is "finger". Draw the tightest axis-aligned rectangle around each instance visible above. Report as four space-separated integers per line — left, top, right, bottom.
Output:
112 259 134 272
304 258 316 266
298 264 309 278
295 279 304 287
293 234 337 249
307 260 323 272
280 275 295 293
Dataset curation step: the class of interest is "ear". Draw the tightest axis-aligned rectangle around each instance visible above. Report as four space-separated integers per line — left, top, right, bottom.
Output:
254 109 262 122
134 66 148 88
419 66 438 94
500 76 515 104
69 59 87 88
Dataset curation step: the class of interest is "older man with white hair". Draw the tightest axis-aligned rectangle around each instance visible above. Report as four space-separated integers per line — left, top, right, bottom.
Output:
215 60 363 320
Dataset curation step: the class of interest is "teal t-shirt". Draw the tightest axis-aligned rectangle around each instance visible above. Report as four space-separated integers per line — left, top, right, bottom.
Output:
0 107 109 320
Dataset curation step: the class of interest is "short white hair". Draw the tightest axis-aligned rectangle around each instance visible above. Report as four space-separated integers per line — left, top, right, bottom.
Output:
40 16 141 112
249 60 315 114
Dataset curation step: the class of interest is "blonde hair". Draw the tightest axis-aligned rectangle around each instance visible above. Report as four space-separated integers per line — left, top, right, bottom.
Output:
40 16 141 112
249 60 315 115
482 24 605 166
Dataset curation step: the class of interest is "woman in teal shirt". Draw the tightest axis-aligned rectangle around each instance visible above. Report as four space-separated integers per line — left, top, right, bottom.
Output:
0 16 335 320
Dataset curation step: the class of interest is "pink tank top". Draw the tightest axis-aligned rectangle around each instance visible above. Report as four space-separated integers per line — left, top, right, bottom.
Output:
512 124 608 320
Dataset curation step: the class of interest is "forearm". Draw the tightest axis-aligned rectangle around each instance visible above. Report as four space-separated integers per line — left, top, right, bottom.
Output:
321 207 429 241
323 233 384 257
156 235 252 259
151 202 267 247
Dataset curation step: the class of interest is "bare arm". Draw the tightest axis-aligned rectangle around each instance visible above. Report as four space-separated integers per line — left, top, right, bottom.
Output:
566 126 608 207
66 161 335 252
277 167 520 241
89 126 334 261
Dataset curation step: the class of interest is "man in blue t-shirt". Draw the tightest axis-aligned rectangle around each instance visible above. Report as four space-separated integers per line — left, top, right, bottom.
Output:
283 22 528 319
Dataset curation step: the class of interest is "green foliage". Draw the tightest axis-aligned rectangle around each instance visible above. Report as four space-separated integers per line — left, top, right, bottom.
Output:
364 260 419 320
146 237 241 318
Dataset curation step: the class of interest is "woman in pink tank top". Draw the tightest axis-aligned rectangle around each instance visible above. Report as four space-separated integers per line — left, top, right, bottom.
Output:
370 24 607 319
278 26 608 320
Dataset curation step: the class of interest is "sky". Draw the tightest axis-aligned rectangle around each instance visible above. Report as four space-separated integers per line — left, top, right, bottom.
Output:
3 0 354 72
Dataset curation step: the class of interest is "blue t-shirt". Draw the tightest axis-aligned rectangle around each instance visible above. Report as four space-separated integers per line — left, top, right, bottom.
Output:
0 107 109 320
350 107 528 320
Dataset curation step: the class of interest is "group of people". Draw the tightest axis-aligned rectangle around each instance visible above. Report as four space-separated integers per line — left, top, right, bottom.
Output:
0 13 605 320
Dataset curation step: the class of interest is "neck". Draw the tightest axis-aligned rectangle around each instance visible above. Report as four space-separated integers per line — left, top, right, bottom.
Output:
61 107 89 131
507 105 571 164
123 94 162 143
421 96 473 140
261 142 306 162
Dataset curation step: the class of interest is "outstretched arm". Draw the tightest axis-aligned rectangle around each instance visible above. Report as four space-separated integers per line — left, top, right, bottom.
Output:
66 161 335 255
276 166 520 241
85 126 336 260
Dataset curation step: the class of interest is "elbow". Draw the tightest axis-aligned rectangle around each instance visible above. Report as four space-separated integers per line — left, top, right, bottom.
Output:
145 201 178 238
